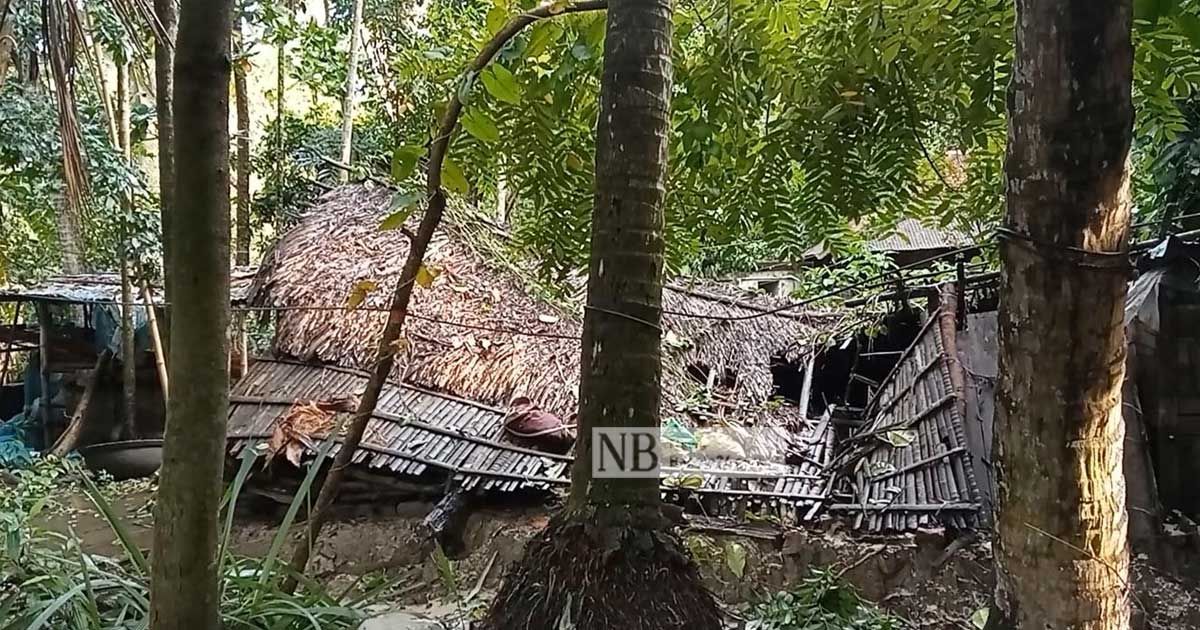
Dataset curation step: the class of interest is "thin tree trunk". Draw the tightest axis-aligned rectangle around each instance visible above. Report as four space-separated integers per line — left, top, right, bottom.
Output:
0 0 16 90
336 0 364 180
117 58 138 439
485 2 720 628
274 3 287 232
991 1 1134 629
280 1 610 593
154 0 177 306
234 15 251 265
148 1 233 628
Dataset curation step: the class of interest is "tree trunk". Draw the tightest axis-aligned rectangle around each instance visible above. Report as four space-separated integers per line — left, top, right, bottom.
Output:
148 1 233 628
274 3 287 233
484 2 720 628
0 0 15 90
154 0 177 305
234 15 251 266
992 2 1134 629
336 0 363 180
117 58 138 439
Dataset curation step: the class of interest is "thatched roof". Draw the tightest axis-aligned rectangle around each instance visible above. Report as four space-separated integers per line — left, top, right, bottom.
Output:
253 184 864 418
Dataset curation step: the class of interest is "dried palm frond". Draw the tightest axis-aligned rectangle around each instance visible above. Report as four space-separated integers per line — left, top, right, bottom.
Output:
266 396 357 467
256 184 869 423
43 0 90 220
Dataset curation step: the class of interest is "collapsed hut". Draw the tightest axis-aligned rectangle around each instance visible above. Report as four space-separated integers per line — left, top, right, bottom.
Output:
238 184 1200 543
228 184 884 541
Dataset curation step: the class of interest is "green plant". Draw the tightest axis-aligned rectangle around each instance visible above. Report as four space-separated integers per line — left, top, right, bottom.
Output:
0 442 386 630
745 569 906 630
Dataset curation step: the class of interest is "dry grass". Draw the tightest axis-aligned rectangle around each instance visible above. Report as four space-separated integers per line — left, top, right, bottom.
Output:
253 183 871 420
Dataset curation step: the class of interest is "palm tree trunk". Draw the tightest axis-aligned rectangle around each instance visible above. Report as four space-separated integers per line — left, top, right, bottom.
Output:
484 2 720 628
154 0 177 303
148 0 233 628
991 1 1134 628
234 14 251 266
336 0 363 180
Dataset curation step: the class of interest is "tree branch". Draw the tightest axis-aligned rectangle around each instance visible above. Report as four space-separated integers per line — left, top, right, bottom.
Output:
282 0 609 590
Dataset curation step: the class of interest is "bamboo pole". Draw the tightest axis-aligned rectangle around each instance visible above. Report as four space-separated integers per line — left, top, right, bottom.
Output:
142 280 169 403
36 303 52 450
0 301 20 387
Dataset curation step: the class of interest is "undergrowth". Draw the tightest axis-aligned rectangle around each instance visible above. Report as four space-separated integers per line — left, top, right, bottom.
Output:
0 447 387 630
745 569 907 630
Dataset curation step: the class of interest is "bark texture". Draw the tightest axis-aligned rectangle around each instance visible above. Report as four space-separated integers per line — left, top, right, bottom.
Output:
148 1 233 628
337 0 364 178
567 0 673 510
485 2 719 628
0 0 14 90
993 2 1134 629
117 59 137 438
234 16 251 266
154 0 177 302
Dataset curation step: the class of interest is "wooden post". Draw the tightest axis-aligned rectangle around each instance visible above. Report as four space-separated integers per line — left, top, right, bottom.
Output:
797 353 816 419
49 349 114 457
142 280 170 403
229 312 249 381
36 302 53 450
0 301 20 387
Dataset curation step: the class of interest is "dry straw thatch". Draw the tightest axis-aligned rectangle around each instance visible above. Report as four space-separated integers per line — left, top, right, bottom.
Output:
252 184 865 419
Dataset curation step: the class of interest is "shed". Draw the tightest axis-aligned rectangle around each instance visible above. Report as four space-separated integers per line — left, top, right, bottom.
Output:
0 268 257 453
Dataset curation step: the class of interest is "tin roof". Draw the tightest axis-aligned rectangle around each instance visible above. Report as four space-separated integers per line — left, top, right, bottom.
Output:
0 267 258 306
226 358 835 512
865 219 974 253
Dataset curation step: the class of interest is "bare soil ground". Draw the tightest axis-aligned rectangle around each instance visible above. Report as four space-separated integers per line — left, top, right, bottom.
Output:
37 490 1200 629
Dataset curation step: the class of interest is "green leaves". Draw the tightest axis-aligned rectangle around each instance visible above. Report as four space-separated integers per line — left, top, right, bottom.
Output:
462 109 502 143
526 22 564 58
391 145 424 182
379 192 422 230
441 159 470 195
1136 0 1178 25
481 64 523 104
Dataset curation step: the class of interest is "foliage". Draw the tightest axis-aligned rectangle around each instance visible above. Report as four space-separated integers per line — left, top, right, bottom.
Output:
251 108 393 229
1138 94 1200 236
789 249 896 302
0 76 157 282
0 448 380 630
745 569 905 630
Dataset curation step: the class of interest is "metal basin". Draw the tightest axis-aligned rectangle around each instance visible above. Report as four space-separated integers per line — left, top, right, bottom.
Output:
80 439 163 481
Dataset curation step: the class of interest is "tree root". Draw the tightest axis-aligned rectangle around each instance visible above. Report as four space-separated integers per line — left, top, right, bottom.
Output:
481 506 722 630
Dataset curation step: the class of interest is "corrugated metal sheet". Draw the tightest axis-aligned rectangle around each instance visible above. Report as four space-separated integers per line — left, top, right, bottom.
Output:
226 359 834 512
0 267 258 305
837 311 981 531
865 219 973 253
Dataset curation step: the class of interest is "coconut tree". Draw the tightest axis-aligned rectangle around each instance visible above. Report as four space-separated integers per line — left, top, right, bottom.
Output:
154 0 177 299
148 0 234 628
482 1 720 628
990 1 1134 628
